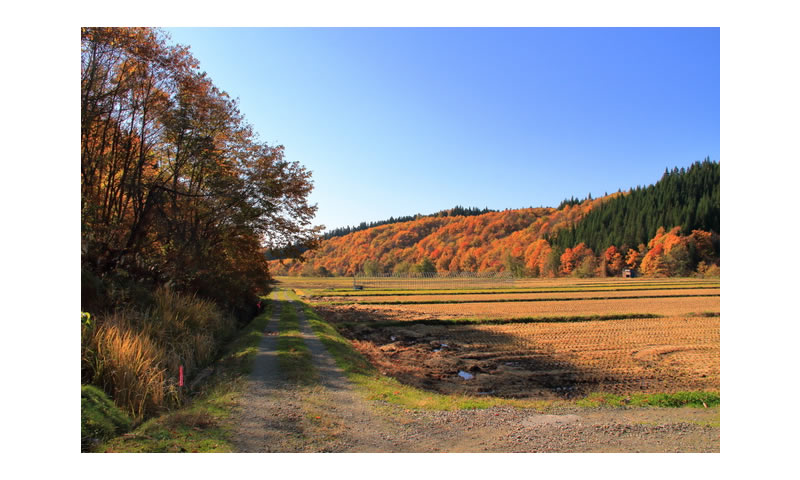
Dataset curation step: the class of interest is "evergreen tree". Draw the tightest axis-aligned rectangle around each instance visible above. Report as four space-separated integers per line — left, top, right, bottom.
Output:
550 159 719 252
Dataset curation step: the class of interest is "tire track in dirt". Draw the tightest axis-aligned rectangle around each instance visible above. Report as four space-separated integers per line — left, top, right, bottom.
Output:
232 290 414 452
291 299 417 452
232 291 309 452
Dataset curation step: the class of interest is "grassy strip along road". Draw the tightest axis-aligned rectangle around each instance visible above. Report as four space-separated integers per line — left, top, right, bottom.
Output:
276 299 317 384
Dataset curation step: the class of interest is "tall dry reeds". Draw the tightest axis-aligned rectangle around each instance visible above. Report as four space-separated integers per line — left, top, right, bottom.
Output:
82 287 237 419
84 311 168 417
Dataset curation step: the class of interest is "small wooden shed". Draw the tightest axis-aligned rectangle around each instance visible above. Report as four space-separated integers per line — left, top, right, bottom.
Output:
622 268 634 278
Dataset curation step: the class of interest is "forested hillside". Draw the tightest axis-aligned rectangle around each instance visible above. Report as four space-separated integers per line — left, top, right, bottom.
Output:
322 206 497 240
548 158 719 252
271 160 720 278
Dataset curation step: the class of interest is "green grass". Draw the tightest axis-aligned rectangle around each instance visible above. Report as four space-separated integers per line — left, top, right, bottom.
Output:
333 310 719 330
276 299 318 384
82 385 133 451
97 296 276 452
340 313 665 330
99 389 241 452
575 391 720 409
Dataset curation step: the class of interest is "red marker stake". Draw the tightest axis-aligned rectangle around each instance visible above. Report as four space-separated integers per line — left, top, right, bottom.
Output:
179 365 184 387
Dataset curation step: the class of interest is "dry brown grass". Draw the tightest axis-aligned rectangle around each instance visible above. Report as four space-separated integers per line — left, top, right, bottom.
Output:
82 287 237 418
86 312 168 417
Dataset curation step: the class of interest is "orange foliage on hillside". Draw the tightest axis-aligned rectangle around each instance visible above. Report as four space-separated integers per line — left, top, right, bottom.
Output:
268 193 719 279
271 196 608 276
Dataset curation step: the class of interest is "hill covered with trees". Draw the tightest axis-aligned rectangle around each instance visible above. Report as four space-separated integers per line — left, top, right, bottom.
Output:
322 206 497 240
271 159 720 278
548 158 719 253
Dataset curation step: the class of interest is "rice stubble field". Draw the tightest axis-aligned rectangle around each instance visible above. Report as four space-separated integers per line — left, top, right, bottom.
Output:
297 277 720 401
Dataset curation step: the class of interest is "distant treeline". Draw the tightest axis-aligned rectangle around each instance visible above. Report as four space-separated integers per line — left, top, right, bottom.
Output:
548 158 720 253
267 206 497 259
323 206 497 240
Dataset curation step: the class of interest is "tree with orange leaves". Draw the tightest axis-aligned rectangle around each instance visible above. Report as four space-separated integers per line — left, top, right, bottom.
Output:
560 243 595 276
604 245 625 276
625 248 642 272
640 244 669 277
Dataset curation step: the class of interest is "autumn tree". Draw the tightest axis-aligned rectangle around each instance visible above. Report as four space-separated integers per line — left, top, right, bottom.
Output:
393 261 413 275
625 248 642 273
524 239 552 277
504 251 527 277
560 243 594 276
664 242 692 276
690 229 717 265
362 259 381 276
639 244 668 277
460 253 478 272
604 245 625 276
416 257 437 274
574 255 598 278
82 28 320 315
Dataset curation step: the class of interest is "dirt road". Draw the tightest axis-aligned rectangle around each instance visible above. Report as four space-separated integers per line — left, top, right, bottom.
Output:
230 291 719 453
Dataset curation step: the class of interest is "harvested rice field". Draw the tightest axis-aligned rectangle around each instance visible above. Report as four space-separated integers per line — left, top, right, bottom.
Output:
296 277 720 400
339 295 719 320
314 288 719 304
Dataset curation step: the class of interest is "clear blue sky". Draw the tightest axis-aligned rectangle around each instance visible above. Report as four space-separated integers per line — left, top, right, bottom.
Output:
164 27 719 232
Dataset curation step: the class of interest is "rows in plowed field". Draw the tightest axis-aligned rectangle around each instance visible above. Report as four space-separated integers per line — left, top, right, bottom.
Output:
355 295 720 320
316 288 720 304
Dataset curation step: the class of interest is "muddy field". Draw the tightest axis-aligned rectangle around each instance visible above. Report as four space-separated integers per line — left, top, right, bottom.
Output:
316 306 719 399
306 279 720 400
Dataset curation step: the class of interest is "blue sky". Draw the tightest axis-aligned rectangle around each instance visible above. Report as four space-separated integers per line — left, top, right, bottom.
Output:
164 27 719 232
